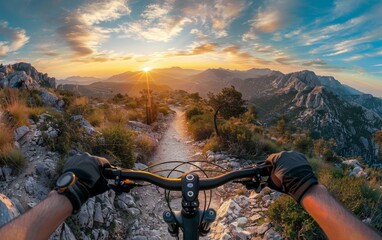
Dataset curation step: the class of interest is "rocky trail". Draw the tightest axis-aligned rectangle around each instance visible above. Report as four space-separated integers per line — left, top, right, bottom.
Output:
127 108 211 239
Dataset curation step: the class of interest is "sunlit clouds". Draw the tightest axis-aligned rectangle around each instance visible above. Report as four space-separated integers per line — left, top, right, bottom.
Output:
0 0 381 96
0 21 29 58
58 0 130 56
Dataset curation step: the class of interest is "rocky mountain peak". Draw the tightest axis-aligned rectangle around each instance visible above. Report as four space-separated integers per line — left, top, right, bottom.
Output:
0 62 56 89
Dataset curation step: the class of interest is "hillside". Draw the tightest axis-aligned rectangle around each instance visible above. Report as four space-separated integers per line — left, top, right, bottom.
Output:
249 70 382 162
60 81 171 98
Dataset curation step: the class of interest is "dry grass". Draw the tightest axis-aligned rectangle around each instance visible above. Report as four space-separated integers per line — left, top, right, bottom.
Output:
6 101 30 126
72 96 89 106
86 108 105 127
105 108 129 125
0 124 13 150
0 146 26 171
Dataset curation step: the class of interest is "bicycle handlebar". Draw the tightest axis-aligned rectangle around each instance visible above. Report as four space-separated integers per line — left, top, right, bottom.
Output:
103 164 271 191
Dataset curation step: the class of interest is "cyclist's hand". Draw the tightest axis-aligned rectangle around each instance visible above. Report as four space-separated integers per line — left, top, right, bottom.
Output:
265 151 318 203
58 153 111 212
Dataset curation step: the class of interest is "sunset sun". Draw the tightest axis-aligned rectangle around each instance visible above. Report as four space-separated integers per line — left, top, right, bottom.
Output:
142 67 152 72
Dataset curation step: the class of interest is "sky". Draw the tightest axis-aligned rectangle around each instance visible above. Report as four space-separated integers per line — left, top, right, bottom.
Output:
0 0 382 96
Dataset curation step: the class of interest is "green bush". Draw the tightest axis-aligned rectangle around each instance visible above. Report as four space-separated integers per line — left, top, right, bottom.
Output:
268 195 324 239
187 114 214 141
94 125 135 168
185 107 204 120
219 120 280 158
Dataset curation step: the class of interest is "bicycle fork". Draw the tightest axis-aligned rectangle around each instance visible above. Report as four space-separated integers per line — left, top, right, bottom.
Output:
163 209 216 239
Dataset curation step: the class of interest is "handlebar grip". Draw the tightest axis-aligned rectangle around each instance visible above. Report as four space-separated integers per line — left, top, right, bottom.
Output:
103 167 121 179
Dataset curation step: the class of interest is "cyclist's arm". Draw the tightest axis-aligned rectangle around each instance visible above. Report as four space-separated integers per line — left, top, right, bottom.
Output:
0 191 72 240
301 184 381 240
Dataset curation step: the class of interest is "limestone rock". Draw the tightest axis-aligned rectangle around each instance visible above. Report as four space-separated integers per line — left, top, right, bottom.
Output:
14 125 30 141
40 89 58 107
24 176 36 195
0 194 20 227
70 115 99 135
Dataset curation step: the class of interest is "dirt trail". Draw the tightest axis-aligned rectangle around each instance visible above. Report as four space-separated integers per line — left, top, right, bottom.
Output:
149 108 204 176
129 108 216 239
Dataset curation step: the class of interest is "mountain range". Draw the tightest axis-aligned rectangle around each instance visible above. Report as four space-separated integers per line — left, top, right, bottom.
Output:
60 67 382 162
2 63 382 162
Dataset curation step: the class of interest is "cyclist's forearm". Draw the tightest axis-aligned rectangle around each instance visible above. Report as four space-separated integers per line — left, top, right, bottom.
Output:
301 184 381 240
0 190 72 240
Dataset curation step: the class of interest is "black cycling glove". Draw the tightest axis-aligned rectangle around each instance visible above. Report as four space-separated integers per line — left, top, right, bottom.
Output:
57 153 111 212
265 151 318 203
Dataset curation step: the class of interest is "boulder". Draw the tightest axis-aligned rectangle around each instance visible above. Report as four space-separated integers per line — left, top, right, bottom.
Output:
24 176 36 195
40 89 58 107
49 222 76 240
7 71 35 88
70 115 99 135
0 194 20 227
14 125 30 141
263 228 282 240
257 223 271 235
78 197 95 228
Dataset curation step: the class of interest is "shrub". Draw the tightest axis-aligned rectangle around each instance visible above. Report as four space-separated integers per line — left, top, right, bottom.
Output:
267 195 324 239
127 109 144 122
0 147 26 172
105 107 129 125
203 136 223 154
27 89 43 107
85 108 105 127
187 114 214 141
94 125 135 168
28 107 47 123
134 133 158 163
219 120 280 158
5 102 29 127
0 124 13 151
41 114 94 155
185 107 203 120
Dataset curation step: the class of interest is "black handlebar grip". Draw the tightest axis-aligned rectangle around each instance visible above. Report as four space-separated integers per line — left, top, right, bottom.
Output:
103 168 120 179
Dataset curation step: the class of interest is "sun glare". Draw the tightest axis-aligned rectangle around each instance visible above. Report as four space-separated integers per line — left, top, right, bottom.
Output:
142 67 152 72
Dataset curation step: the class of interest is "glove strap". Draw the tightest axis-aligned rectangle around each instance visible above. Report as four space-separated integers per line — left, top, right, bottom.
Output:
59 181 90 213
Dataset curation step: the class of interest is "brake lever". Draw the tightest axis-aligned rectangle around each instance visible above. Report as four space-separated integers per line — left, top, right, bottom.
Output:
233 164 271 193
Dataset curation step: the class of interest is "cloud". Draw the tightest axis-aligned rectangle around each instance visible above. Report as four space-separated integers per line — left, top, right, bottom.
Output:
301 58 347 71
119 0 191 42
0 21 30 58
182 0 246 38
168 42 219 56
253 0 299 32
302 59 327 66
324 36 372 56
333 0 364 17
58 0 130 57
34 43 59 57
222 45 272 65
344 55 364 61
242 0 299 42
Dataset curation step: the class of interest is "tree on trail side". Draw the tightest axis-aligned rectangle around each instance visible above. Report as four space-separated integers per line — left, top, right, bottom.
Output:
207 86 246 136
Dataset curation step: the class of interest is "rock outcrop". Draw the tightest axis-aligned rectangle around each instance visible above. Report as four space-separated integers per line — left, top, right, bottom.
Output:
0 63 56 89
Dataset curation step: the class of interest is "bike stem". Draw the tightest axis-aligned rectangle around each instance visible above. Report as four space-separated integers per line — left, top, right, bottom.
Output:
163 173 216 240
